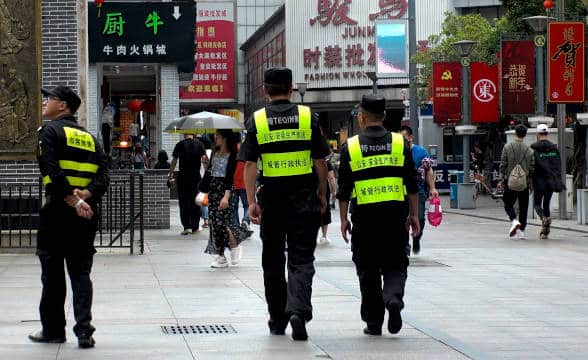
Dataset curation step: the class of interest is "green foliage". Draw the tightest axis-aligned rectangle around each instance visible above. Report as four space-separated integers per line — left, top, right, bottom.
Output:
504 0 585 33
412 13 508 103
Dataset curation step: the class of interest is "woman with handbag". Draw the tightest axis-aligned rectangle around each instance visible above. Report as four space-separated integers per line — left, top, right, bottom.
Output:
204 130 249 268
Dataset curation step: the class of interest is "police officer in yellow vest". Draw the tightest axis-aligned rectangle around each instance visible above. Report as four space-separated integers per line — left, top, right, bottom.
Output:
29 86 109 349
337 95 420 336
240 67 329 341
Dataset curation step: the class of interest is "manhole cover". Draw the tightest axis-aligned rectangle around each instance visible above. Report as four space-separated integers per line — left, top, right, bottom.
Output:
161 324 236 335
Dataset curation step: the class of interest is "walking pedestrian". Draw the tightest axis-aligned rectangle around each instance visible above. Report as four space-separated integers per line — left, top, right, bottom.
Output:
132 142 148 169
498 124 535 239
531 124 564 239
168 134 208 235
338 95 419 336
205 130 249 267
240 67 329 341
318 159 337 245
30 85 109 348
154 149 170 170
232 142 250 231
399 126 438 255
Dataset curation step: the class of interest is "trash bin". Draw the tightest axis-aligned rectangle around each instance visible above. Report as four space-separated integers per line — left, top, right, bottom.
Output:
449 171 464 209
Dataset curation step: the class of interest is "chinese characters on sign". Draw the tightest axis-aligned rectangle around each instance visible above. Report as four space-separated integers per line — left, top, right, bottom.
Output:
548 22 585 103
501 41 536 114
289 0 416 88
89 3 195 65
433 62 462 125
180 2 235 101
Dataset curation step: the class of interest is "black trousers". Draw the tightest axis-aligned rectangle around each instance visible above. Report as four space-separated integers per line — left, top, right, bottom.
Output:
351 222 409 327
37 201 98 339
178 185 201 231
534 190 553 219
38 252 95 338
260 201 321 323
503 186 529 230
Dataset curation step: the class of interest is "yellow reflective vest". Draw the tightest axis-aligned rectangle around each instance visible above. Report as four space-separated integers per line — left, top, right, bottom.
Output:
254 105 313 177
348 132 406 205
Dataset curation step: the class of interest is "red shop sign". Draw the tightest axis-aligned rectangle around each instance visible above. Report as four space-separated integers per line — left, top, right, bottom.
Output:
548 22 585 103
433 62 461 125
471 62 499 123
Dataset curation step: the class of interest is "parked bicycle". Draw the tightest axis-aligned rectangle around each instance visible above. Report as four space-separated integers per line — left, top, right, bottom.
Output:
472 165 503 201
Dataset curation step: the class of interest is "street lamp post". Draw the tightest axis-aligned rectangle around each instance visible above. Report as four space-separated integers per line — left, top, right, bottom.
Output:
452 40 477 183
523 16 554 115
296 82 307 104
365 71 378 94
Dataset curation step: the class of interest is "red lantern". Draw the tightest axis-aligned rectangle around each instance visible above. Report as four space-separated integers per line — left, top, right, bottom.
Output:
544 0 554 9
127 99 143 112
95 0 104 17
141 99 156 113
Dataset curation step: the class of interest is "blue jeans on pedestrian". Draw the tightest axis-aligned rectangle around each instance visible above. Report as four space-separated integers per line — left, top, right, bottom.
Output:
201 205 208 220
232 189 249 226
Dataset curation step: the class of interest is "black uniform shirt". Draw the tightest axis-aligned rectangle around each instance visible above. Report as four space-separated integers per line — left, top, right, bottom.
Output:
337 126 418 219
239 100 330 194
37 115 109 203
172 138 206 186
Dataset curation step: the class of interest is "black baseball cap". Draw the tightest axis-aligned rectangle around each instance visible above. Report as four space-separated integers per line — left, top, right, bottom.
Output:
264 67 293 86
359 94 386 115
41 85 81 114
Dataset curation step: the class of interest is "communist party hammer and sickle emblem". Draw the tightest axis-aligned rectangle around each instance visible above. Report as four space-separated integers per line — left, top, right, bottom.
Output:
441 70 452 81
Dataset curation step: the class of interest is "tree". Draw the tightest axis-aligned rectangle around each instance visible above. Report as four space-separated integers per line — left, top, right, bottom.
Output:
504 0 585 33
412 13 508 103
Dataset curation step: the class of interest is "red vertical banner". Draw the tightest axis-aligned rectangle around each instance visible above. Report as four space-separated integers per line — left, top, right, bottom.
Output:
501 41 536 114
548 22 585 103
433 62 462 125
180 3 235 101
471 62 499 123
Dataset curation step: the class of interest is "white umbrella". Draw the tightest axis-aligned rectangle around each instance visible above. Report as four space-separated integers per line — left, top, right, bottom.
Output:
164 111 243 134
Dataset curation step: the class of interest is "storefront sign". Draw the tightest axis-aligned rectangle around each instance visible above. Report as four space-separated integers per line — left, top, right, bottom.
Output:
501 41 535 114
432 62 461 125
89 3 195 65
180 2 235 101
471 62 499 123
548 22 585 103
286 0 447 89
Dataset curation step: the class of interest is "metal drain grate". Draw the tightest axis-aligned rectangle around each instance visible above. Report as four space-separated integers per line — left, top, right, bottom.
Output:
162 324 236 335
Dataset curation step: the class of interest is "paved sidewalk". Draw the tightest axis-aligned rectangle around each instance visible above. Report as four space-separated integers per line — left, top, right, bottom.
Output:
1 204 587 359
443 194 588 234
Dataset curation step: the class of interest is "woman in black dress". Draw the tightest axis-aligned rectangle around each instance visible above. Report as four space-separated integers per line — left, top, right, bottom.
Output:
205 130 248 267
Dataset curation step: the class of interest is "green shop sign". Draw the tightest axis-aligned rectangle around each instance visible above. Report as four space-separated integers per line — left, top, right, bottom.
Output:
89 2 195 69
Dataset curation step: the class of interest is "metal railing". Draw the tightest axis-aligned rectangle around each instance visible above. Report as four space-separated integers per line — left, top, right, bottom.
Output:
0 179 43 248
0 173 144 254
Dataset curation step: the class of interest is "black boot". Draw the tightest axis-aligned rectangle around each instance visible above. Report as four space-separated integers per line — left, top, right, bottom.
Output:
289 314 308 341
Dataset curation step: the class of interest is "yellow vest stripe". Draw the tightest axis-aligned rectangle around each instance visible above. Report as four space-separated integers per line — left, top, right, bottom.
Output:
58 160 99 173
353 177 405 205
261 150 312 177
255 106 312 145
43 175 92 188
63 127 96 152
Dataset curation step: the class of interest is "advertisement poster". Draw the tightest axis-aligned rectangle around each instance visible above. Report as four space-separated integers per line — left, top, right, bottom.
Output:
432 62 461 125
180 2 235 101
471 62 499 123
548 22 585 103
376 21 409 78
501 40 535 114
